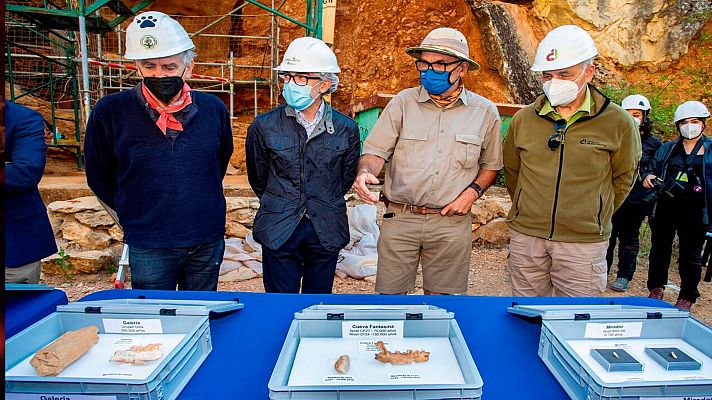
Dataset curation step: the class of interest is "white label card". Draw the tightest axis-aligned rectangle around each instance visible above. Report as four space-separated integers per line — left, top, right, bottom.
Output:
323 375 355 383
358 340 390 353
6 395 118 400
388 373 423 382
342 321 404 339
641 397 712 400
102 319 163 334
584 322 642 338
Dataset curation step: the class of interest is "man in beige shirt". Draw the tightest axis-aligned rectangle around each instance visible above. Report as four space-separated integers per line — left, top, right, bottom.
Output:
353 28 503 295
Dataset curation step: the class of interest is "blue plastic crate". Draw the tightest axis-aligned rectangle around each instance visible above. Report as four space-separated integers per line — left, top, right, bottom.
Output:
5 299 242 400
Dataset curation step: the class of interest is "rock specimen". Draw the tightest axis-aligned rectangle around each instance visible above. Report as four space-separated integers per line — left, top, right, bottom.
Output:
334 354 350 374
374 341 430 364
30 326 100 376
110 343 163 365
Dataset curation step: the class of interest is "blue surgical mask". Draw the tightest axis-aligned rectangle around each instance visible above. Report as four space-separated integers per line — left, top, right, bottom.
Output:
420 69 455 95
282 81 316 110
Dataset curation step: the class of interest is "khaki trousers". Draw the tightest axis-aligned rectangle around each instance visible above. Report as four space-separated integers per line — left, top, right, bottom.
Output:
508 228 608 297
375 205 472 294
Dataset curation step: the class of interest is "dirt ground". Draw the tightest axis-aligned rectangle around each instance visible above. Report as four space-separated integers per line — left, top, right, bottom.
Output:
42 244 712 328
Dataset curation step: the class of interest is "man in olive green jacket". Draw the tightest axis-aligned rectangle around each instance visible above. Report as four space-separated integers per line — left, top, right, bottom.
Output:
503 25 641 297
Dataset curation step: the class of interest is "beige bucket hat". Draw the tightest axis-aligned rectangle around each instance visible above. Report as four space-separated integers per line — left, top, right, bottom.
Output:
406 27 480 70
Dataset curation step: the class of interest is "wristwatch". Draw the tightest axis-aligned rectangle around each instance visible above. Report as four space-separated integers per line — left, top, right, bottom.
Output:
468 182 484 198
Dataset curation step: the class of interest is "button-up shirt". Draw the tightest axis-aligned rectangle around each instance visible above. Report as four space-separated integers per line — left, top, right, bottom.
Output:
363 86 503 208
296 100 326 140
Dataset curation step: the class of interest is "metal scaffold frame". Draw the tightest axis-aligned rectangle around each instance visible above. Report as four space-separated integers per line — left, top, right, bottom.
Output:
5 0 323 170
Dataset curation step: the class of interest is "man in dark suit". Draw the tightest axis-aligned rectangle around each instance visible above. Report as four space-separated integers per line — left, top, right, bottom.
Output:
4 101 57 283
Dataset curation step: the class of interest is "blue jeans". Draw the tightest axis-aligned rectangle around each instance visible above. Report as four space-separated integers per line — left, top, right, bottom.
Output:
262 218 339 294
129 239 225 291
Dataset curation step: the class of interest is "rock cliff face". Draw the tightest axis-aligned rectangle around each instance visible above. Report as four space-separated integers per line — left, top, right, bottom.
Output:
529 0 712 68
132 0 709 107
13 0 710 115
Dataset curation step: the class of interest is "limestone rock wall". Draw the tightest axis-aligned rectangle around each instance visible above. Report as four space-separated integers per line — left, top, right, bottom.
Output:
530 0 712 68
42 193 511 275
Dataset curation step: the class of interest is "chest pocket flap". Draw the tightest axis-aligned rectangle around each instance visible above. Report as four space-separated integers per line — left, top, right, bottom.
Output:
323 137 349 151
264 135 297 151
401 128 429 141
455 132 483 146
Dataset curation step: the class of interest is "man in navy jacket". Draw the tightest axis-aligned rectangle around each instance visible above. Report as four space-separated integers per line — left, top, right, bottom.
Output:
85 12 233 291
246 37 360 293
4 101 57 283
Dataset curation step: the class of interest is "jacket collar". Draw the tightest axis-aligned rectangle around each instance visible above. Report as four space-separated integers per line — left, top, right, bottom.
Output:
533 84 610 119
285 101 335 136
417 85 469 107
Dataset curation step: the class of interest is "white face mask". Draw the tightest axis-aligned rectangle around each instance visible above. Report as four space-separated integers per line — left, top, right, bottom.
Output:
632 117 642 127
543 68 587 107
680 123 703 140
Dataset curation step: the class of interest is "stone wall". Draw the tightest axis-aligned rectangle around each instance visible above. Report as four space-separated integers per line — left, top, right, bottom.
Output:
42 192 511 275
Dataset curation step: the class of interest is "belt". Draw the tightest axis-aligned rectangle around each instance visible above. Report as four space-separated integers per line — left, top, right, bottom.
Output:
380 193 443 215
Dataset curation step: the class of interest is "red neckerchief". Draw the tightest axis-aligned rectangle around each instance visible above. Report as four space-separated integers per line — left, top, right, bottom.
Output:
141 83 193 134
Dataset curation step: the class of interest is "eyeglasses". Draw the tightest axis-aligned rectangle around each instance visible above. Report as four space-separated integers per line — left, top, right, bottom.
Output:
278 72 322 86
548 120 567 151
415 59 463 73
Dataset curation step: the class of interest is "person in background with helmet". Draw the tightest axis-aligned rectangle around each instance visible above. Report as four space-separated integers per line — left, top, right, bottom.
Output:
84 12 233 291
606 94 662 292
353 28 503 295
643 101 711 310
502 25 641 297
245 37 360 294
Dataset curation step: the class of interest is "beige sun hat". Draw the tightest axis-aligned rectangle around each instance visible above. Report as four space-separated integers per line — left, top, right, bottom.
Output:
406 27 480 70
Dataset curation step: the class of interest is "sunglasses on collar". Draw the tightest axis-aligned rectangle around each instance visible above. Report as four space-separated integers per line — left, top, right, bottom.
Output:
548 120 567 151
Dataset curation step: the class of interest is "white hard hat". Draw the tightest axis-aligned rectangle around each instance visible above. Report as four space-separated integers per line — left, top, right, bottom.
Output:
674 101 710 123
274 37 341 73
531 25 598 72
621 94 651 111
406 27 480 70
124 11 195 60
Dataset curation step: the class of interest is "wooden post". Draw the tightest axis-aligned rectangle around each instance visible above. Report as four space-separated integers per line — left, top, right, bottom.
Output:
322 0 337 104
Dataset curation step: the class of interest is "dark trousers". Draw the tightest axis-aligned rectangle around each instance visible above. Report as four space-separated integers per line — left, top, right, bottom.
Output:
606 202 647 280
647 205 705 302
262 217 339 294
129 238 225 291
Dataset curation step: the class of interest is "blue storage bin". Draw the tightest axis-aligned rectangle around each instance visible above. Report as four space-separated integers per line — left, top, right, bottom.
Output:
268 305 483 400
5 299 242 400
508 304 712 400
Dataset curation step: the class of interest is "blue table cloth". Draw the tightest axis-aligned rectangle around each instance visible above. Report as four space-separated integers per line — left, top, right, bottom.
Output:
5 289 68 339
76 290 673 399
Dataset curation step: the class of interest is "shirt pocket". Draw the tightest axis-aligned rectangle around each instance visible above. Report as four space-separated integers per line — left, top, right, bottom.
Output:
453 132 482 169
397 128 429 169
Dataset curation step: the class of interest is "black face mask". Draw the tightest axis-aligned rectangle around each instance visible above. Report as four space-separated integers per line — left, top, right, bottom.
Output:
143 75 184 104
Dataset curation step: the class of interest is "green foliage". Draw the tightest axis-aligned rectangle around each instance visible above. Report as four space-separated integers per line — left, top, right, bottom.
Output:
495 169 506 188
55 248 74 279
106 262 118 275
685 10 712 25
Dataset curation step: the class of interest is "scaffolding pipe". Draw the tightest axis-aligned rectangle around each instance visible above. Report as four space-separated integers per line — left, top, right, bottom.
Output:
97 33 105 98
270 0 275 107
189 2 252 37
230 51 235 119
254 78 258 117
78 15 92 124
